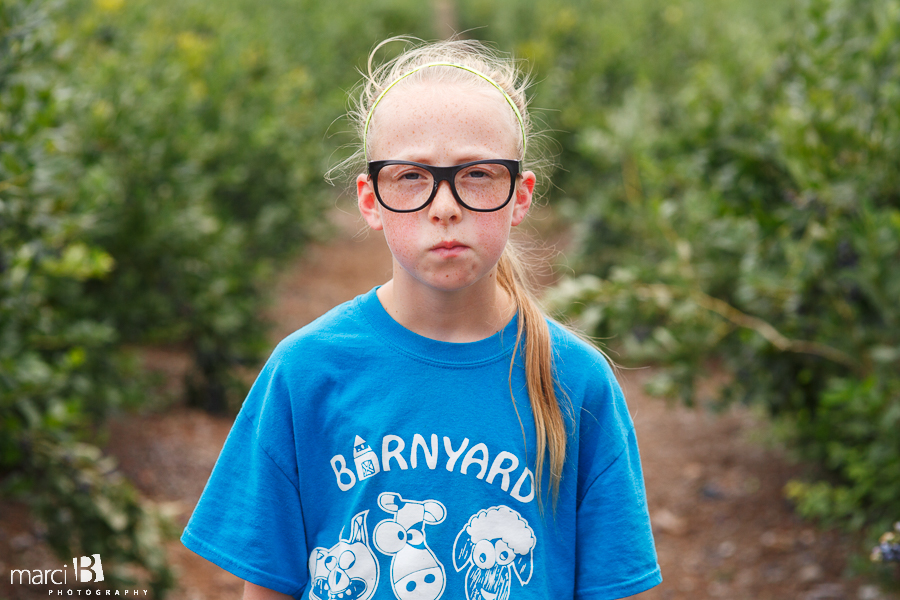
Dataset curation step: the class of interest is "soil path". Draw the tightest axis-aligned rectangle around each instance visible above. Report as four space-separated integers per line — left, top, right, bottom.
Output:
2 207 896 600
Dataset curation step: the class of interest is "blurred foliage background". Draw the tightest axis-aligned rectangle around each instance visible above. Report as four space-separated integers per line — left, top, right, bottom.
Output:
1 0 898 593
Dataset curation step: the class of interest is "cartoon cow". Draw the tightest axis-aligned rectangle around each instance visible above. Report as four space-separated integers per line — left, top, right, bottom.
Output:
373 492 447 600
309 511 380 600
452 506 536 600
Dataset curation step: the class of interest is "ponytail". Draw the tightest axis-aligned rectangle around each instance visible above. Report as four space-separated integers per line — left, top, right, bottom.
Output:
497 244 570 512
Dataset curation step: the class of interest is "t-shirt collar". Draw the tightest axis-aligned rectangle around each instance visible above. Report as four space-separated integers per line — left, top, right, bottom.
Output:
357 286 520 367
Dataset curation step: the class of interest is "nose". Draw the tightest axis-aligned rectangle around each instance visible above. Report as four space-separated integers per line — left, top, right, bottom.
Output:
427 180 461 223
329 569 349 593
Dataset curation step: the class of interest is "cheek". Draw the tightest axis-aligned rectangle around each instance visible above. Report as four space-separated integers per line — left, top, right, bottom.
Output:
379 214 420 259
470 212 513 257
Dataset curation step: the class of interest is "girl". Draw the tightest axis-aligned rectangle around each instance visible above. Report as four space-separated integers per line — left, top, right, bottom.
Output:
182 37 661 600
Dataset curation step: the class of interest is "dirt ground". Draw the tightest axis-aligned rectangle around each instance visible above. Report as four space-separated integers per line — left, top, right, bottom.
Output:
2 205 897 600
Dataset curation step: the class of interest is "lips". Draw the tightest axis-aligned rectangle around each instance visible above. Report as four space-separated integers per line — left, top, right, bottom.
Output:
430 240 468 257
431 240 467 250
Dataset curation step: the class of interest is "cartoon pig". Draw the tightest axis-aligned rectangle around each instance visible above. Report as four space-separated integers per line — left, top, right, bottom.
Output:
309 511 379 600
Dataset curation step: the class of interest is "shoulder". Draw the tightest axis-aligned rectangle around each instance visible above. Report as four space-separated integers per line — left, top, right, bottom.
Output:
238 289 380 421
545 318 618 395
267 290 374 367
545 318 635 463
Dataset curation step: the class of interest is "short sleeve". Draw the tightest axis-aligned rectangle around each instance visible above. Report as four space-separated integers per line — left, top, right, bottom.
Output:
181 358 309 597
575 429 661 599
571 352 661 599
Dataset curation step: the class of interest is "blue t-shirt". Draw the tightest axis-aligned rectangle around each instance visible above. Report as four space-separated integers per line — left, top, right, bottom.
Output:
181 287 661 600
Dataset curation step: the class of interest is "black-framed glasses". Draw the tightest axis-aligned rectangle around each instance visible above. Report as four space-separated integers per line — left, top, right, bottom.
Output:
367 159 520 213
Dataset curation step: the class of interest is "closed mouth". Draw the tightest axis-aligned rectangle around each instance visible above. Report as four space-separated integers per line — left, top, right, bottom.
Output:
431 241 467 250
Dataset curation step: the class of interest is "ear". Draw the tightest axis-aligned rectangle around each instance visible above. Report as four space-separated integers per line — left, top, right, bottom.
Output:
378 491 401 514
512 549 534 586
452 528 473 572
358 173 384 231
345 510 369 545
422 500 446 525
511 170 535 227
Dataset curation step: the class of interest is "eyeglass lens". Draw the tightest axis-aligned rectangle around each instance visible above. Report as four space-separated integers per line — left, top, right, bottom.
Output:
376 162 512 211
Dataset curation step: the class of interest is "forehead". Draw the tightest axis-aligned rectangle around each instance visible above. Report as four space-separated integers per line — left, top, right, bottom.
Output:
368 82 519 163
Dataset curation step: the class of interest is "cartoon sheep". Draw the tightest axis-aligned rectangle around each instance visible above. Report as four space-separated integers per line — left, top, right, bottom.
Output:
452 506 536 600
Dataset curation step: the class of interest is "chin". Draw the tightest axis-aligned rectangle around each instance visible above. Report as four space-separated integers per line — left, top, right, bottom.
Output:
422 275 484 293
404 265 485 292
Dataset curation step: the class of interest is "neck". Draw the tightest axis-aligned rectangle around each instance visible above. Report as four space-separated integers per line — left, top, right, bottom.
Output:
376 265 516 343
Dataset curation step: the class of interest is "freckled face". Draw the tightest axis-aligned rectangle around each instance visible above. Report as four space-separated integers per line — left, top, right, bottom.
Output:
358 82 533 294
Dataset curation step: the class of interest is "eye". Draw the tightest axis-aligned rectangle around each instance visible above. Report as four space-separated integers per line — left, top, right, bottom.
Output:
390 166 430 182
473 539 495 569
323 555 336 571
407 529 424 545
460 164 502 180
374 520 407 554
338 550 356 570
495 541 515 566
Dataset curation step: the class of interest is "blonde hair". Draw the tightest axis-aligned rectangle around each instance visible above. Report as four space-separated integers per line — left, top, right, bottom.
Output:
342 37 570 511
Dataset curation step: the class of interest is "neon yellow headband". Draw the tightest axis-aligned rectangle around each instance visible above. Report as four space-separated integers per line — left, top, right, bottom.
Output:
363 61 527 162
